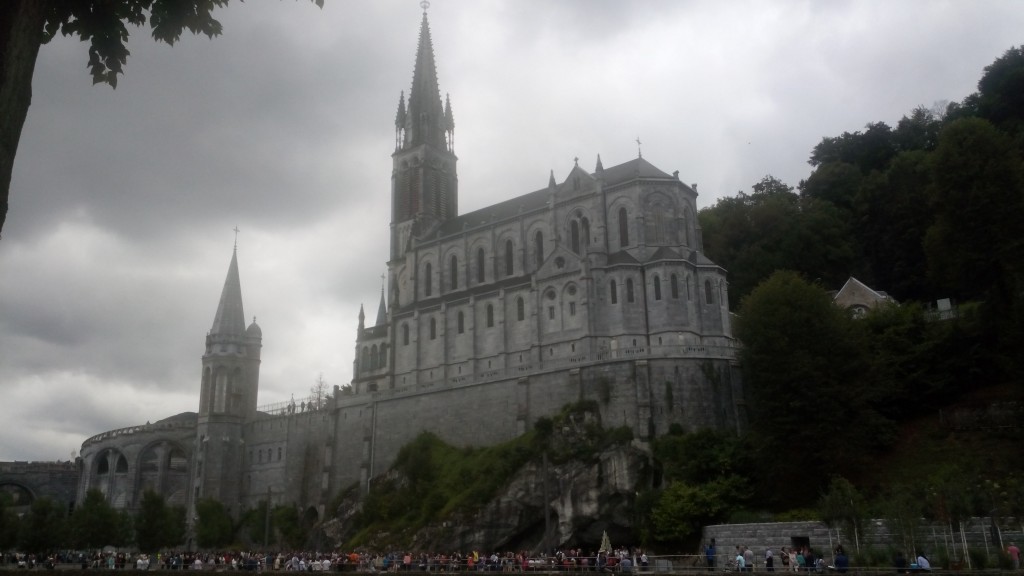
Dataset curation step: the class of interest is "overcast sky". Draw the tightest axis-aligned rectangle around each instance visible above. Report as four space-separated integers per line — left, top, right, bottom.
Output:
1 1 1021 462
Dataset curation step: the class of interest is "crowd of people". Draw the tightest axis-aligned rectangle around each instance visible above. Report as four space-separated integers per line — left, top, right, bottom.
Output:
0 547 657 572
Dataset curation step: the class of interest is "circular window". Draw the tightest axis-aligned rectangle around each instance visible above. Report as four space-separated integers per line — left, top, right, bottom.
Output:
546 290 556 300
555 256 565 268
567 285 577 296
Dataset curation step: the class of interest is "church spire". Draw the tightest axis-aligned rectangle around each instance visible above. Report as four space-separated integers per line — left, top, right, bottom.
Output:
375 283 387 326
210 248 246 337
404 11 446 148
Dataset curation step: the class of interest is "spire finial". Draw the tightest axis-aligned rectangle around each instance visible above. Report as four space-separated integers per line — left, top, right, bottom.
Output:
635 137 643 159
233 225 240 250
420 0 430 14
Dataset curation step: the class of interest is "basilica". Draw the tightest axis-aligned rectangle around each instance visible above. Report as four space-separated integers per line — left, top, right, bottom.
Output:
66 9 743 532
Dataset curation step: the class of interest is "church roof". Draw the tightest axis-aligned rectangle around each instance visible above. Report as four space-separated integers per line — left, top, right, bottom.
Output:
437 157 679 237
601 157 676 186
210 249 246 337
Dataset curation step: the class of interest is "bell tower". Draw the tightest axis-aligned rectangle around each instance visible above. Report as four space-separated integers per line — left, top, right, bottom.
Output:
190 245 262 517
391 6 458 262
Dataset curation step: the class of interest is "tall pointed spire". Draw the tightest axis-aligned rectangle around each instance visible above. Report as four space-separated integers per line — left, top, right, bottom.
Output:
404 11 446 148
211 248 246 336
375 283 387 326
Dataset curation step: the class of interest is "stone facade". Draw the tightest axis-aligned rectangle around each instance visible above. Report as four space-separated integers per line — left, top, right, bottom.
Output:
65 10 742 536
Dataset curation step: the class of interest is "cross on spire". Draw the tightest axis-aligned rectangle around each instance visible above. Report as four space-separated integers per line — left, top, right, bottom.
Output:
635 137 643 159
420 0 430 14
233 226 240 250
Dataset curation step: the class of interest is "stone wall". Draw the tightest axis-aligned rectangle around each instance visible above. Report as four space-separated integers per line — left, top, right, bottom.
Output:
704 519 1024 567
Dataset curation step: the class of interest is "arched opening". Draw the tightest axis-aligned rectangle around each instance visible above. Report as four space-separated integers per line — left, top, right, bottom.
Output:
570 220 580 254
671 274 679 299
505 240 514 276
402 323 410 345
618 207 629 247
610 279 618 304
517 297 525 321
449 255 458 290
424 262 433 297
534 231 545 269
653 275 662 301
476 247 485 283
457 311 465 334
486 304 495 327
705 279 714 304
429 318 437 340
582 217 590 248
626 278 635 303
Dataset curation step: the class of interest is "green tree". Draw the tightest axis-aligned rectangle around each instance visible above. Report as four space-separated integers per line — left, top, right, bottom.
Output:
68 488 119 549
272 505 306 549
650 477 745 545
0 0 323 240
135 490 185 552
17 497 65 554
974 46 1024 138
818 476 868 553
195 498 234 549
0 492 21 551
736 271 890 502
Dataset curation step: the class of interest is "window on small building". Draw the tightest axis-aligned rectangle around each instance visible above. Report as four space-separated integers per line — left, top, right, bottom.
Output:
610 279 618 304
569 302 576 316
517 297 525 321
457 311 465 334
705 279 714 304
277 447 282 461
654 275 662 301
671 274 679 299
627 278 635 303
548 306 555 320
430 317 437 340
487 304 495 327
402 323 409 345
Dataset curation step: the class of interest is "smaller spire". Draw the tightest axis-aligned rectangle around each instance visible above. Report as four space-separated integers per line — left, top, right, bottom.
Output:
358 304 365 331
548 169 557 189
444 93 454 131
595 154 604 172
395 91 407 128
375 276 387 326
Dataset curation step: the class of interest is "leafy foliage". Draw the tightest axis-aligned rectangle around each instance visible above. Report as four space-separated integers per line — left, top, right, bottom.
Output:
135 490 185 552
195 497 234 549
18 497 66 554
69 488 123 549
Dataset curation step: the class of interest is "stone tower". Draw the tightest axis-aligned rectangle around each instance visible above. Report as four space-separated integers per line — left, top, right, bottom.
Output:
390 10 458 264
190 247 262 515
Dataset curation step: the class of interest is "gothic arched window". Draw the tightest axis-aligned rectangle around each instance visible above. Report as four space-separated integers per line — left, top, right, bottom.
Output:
570 220 580 254
505 240 514 276
610 279 618 304
486 304 494 327
424 262 433 297
457 311 465 334
705 279 714 304
582 217 590 248
429 317 437 340
402 323 409 345
534 231 545 269
618 207 629 248
653 275 662 301
449 255 458 290
671 274 679 299
476 247 485 284
517 297 525 321
627 278 635 303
